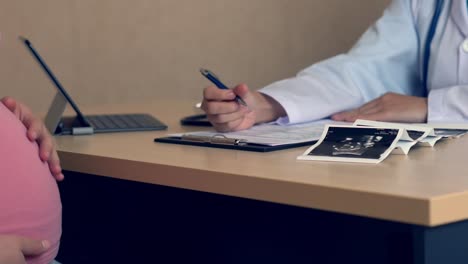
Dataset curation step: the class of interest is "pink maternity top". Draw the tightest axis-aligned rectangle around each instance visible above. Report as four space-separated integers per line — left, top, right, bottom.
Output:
0 102 61 264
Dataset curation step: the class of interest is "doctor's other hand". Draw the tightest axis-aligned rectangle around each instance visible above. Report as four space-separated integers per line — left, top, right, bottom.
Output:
201 84 286 132
331 92 428 123
0 235 50 264
1 96 64 181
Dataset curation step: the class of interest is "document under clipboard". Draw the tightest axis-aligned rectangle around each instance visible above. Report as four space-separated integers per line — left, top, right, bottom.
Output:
154 134 317 152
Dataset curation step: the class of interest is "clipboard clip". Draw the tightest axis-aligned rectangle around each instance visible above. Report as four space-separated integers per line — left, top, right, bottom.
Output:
181 134 248 146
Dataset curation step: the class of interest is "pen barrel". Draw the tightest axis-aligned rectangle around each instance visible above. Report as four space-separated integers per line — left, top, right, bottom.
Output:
200 68 248 106
205 75 228 89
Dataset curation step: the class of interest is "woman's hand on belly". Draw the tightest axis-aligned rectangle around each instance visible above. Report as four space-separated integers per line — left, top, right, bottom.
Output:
1 97 64 181
0 235 50 264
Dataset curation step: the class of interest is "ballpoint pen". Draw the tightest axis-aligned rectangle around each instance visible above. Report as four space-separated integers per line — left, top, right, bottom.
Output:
199 68 248 107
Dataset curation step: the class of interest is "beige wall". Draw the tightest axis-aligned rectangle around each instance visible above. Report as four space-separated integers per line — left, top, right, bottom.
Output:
0 0 390 113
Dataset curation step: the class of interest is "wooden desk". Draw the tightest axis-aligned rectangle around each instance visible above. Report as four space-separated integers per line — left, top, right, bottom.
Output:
55 101 468 264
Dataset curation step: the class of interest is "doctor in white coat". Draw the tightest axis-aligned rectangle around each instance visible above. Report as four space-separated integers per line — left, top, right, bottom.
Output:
201 0 468 132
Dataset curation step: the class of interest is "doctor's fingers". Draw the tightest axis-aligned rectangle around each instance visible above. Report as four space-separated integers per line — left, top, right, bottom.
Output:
201 100 240 115
344 104 392 122
203 86 237 101
332 102 383 121
356 103 384 117
332 109 362 122
354 98 383 114
211 118 244 132
207 108 249 124
351 110 396 122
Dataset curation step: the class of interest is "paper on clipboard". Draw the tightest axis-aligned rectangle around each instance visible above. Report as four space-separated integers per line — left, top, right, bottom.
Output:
169 120 349 146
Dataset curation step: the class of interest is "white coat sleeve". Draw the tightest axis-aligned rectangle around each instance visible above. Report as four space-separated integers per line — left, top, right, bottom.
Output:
259 0 422 124
428 86 468 122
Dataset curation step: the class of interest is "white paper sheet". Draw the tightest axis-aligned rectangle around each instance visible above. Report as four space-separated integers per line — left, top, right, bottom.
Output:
170 120 349 146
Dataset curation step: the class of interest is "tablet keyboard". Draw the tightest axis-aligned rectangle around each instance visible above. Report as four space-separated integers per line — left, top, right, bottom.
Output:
85 114 166 131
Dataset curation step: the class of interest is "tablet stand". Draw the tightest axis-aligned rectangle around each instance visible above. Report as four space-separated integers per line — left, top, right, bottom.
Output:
44 91 94 135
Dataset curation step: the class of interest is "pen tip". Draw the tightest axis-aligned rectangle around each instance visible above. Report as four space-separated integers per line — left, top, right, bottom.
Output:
18 36 29 44
237 98 248 107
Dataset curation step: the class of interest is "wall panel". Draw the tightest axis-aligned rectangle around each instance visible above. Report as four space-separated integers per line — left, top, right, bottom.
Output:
0 0 390 113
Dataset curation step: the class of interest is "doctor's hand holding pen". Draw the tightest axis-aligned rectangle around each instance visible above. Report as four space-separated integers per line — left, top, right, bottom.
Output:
202 85 429 132
199 68 285 132
201 83 286 132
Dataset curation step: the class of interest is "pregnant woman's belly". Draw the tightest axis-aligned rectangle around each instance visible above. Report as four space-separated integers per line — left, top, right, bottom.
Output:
0 103 61 264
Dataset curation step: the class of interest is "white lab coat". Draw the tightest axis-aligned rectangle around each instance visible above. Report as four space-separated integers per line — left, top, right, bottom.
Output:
259 0 468 124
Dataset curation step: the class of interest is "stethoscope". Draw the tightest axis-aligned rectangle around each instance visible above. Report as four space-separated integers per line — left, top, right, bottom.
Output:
423 0 444 92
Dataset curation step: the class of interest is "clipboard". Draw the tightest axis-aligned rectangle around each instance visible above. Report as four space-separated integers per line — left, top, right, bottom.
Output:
154 134 317 152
